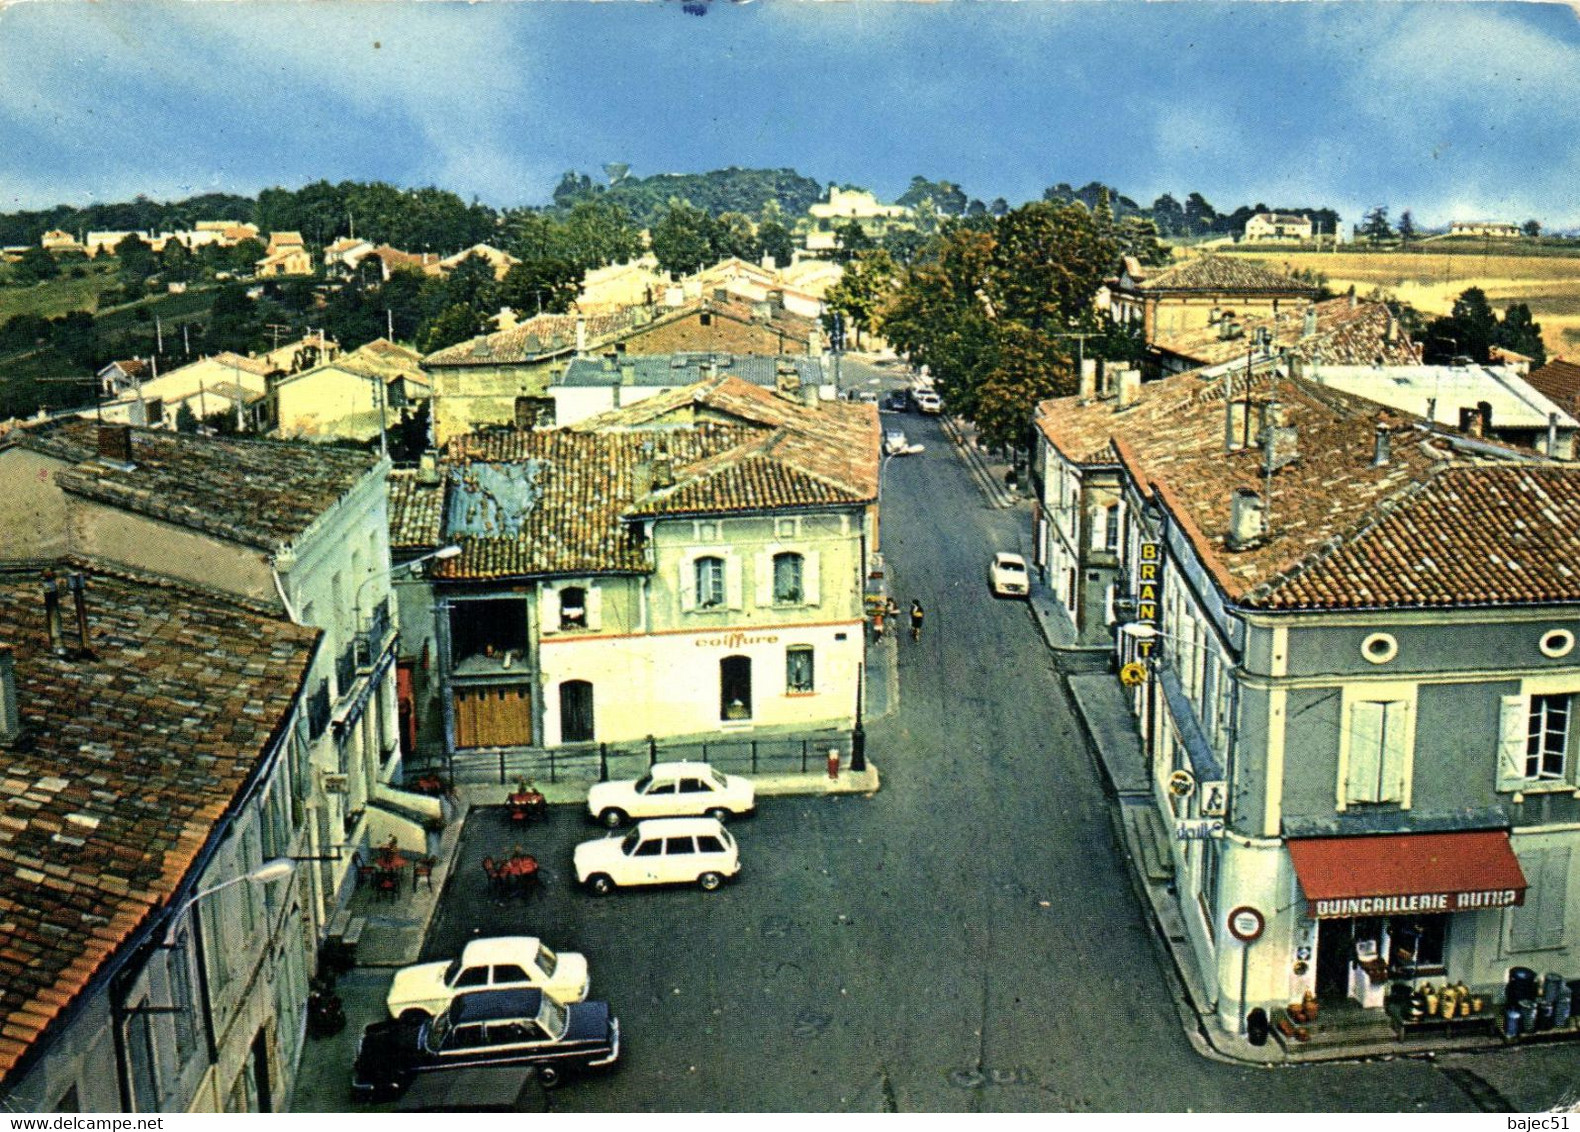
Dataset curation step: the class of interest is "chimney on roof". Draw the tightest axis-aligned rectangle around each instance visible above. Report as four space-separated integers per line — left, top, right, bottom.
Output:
1372 422 1391 467
620 363 636 387
41 570 67 658
1115 367 1141 410
1078 359 1098 402
1302 305 1317 338
1384 312 1397 345
1547 411 1561 457
1348 285 1358 309
650 456 675 491
1226 487 1266 551
602 352 617 373
417 451 441 485
575 317 587 355
0 646 20 746
67 573 91 656
96 422 134 466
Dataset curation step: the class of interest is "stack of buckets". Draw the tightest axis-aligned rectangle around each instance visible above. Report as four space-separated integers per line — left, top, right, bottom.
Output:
1503 967 1574 1038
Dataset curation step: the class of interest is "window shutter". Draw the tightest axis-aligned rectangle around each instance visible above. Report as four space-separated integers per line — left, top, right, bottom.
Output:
1497 694 1527 791
1382 700 1412 803
1538 846 1570 950
678 556 695 613
586 586 603 631
725 556 743 610
803 551 820 606
1346 701 1384 804
542 585 561 633
755 553 772 606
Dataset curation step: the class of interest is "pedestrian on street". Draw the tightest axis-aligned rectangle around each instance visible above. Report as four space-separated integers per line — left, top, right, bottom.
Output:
909 600 924 641
872 607 885 642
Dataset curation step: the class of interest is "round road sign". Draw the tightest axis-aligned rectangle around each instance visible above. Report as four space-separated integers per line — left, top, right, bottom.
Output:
1228 905 1265 943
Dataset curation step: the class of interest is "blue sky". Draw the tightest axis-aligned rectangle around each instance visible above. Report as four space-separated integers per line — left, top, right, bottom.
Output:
2 1 1579 229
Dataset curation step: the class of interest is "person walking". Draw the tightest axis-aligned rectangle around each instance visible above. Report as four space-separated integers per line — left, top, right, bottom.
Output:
909 599 924 642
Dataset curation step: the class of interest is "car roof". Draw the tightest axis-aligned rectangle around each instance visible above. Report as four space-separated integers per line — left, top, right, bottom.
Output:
647 761 723 776
994 552 1026 564
448 987 545 1023
458 936 543 964
632 816 727 836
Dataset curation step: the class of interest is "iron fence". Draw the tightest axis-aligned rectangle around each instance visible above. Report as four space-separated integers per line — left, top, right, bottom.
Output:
408 731 853 787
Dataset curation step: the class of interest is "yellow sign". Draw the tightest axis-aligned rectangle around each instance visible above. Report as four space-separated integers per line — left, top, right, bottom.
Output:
1118 661 1148 687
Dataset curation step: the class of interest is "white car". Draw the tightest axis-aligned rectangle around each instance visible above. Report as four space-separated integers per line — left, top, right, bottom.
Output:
586 761 755 828
884 428 911 456
385 936 590 1020
916 391 942 414
989 551 1030 598
575 817 740 895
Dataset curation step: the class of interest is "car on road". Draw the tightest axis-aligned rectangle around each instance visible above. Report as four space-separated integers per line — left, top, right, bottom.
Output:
881 390 913 412
884 428 914 456
916 391 942 414
585 761 755 828
353 987 619 1100
988 552 1030 598
386 936 591 1020
574 816 740 895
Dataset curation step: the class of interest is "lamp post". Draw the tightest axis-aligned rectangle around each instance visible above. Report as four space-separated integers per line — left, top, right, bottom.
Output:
354 544 461 629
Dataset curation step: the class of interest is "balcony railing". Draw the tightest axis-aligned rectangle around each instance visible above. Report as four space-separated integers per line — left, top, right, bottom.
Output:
307 680 332 739
357 596 392 670
335 642 357 699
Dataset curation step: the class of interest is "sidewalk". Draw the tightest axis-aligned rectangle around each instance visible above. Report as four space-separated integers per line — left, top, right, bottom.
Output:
936 414 1018 509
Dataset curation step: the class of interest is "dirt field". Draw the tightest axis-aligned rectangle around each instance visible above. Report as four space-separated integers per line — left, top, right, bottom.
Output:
1229 248 1580 360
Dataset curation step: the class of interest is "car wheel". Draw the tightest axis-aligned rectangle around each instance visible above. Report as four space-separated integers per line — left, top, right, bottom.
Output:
698 871 723 892
588 873 616 896
538 1064 560 1089
705 806 729 822
398 1008 430 1023
599 808 627 829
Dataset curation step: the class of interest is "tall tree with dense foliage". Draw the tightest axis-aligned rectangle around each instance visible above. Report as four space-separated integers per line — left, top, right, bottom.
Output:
1361 206 1393 245
650 200 716 276
1397 210 1418 245
10 246 59 285
823 250 897 350
832 220 874 264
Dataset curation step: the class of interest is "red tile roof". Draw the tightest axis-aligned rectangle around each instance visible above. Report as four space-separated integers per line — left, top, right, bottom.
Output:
1154 297 1421 369
1524 358 1580 413
1034 370 1580 611
387 469 445 551
1131 254 1320 296
0 566 317 1082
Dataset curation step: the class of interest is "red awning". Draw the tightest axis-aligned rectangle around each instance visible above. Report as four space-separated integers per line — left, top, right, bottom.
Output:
1288 831 1527 919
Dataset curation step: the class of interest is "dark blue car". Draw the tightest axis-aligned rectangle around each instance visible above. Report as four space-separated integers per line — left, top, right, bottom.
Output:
353 986 619 1100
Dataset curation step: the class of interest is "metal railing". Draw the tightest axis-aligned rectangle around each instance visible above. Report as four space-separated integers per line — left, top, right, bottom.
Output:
410 731 854 787
335 643 357 699
358 597 391 669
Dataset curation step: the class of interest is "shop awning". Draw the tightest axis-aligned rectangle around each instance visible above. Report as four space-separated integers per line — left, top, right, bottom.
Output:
1288 831 1527 919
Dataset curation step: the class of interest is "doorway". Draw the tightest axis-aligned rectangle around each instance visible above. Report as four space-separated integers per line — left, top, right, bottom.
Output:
720 655 752 720
249 1028 272 1113
1315 918 1353 1002
560 680 594 743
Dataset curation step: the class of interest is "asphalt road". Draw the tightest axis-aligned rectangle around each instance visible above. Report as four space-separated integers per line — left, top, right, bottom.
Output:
371 381 1580 1113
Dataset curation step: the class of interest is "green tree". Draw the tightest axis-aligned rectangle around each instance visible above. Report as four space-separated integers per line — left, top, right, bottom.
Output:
115 233 157 285
1361 206 1392 245
823 250 898 349
757 217 794 268
1523 219 1543 239
499 258 582 316
1183 192 1217 236
424 302 485 352
159 239 196 283
1496 302 1546 366
174 402 199 433
711 212 760 261
880 228 928 266
230 237 265 275
10 246 59 285
1397 210 1417 246
650 200 714 276
1423 286 1497 362
832 220 874 264
1150 193 1185 237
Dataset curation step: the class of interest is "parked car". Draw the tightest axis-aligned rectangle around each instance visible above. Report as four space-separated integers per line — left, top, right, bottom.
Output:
988 552 1030 598
881 390 913 412
585 761 755 828
884 428 910 455
352 987 619 1100
574 816 740 895
386 937 590 1020
916 391 942 414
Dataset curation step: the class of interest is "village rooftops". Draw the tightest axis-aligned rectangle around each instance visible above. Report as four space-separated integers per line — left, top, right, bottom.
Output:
0 564 318 1083
388 468 446 552
1127 254 1322 295
1153 296 1422 369
1303 361 1578 433
1525 358 1580 411
1035 368 1580 611
424 376 878 581
5 419 382 551
558 353 825 390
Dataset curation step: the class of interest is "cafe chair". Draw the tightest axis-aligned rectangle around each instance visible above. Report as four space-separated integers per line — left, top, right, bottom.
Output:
375 868 400 900
353 852 380 891
413 855 435 891
481 856 502 891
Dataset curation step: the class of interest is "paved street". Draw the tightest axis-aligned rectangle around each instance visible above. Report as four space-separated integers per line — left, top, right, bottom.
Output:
297 383 1580 1113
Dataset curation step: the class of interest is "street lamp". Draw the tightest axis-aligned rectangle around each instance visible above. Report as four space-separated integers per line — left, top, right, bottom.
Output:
354 544 461 623
163 857 294 945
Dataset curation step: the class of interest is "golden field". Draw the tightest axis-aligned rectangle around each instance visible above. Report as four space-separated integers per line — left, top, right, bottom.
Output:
1227 248 1580 360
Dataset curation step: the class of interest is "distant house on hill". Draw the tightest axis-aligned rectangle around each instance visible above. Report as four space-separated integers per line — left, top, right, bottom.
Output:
256 231 313 277
1449 220 1522 239
1108 254 1320 345
1242 212 1313 243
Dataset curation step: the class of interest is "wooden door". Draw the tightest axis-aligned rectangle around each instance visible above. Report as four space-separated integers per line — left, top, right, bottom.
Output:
453 685 533 748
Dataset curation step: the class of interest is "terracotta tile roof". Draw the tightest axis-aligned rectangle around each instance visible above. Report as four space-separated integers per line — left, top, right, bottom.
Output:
1132 255 1320 295
1034 369 1571 611
7 420 381 551
1524 358 1580 412
0 566 317 1082
427 377 878 580
1154 298 1421 368
422 309 649 367
387 469 445 551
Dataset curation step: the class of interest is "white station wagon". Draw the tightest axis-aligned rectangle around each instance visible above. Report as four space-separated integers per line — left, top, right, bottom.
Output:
385 936 590 1020
585 761 755 828
574 816 741 895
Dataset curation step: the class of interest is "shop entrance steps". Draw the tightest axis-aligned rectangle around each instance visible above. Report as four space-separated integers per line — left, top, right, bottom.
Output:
1270 999 1398 1054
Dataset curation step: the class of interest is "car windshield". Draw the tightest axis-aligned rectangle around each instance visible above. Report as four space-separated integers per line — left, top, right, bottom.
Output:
621 828 642 854
999 559 1026 572
632 774 652 793
708 767 729 789
537 996 569 1040
444 959 460 985
536 943 558 977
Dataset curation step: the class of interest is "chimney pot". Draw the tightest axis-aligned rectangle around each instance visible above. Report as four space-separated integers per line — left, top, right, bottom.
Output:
97 423 134 466
1226 487 1266 550
1079 359 1098 401
67 572 91 656
41 570 67 658
1116 367 1141 410
0 646 19 745
1373 423 1391 466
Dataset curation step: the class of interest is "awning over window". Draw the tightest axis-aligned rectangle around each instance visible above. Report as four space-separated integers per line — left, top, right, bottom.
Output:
1288 831 1527 919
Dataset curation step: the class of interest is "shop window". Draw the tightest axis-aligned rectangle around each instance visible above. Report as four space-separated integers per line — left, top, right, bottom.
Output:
773 553 804 604
1343 699 1411 805
1388 915 1448 975
1510 846 1571 952
786 646 814 693
695 556 726 609
1526 694 1570 780
721 655 752 720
